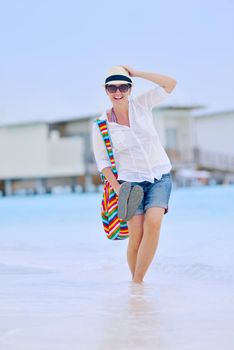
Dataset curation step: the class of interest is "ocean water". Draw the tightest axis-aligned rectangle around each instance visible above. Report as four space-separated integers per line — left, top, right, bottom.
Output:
0 185 234 350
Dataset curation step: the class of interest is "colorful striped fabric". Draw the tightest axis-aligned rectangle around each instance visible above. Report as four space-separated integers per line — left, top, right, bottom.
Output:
96 118 129 240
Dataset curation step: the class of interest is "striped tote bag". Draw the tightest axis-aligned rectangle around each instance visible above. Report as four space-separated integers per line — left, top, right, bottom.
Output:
96 118 129 240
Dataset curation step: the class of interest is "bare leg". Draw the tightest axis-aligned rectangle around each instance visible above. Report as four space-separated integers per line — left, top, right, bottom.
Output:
126 214 144 278
133 207 165 283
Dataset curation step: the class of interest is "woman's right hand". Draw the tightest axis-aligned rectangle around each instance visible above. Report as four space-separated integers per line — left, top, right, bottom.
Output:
115 183 122 195
101 167 122 195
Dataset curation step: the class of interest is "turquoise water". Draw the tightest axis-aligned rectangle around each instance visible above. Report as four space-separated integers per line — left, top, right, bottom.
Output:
0 185 234 349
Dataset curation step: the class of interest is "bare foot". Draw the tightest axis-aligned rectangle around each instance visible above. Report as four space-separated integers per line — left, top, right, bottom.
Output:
132 278 144 284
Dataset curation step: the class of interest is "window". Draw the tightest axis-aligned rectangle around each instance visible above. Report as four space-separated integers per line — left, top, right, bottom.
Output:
165 127 178 149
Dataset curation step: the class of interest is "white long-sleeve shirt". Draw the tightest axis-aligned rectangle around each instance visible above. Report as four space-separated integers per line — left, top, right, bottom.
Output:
92 85 172 182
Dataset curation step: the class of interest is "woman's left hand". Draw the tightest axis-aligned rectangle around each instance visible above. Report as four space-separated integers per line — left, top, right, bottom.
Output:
121 65 138 77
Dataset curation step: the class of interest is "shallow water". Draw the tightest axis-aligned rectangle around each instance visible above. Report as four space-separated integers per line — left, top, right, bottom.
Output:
0 185 234 349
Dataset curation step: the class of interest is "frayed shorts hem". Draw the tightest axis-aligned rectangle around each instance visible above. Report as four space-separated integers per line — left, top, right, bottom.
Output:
134 204 169 216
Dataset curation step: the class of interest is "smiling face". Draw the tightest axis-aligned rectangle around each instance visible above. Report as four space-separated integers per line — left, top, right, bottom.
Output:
105 83 132 105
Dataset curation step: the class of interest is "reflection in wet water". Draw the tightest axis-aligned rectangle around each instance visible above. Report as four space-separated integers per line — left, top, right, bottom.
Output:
99 282 164 350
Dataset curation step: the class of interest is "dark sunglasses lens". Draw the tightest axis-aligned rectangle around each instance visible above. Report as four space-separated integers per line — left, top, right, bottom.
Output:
106 85 117 93
119 84 130 92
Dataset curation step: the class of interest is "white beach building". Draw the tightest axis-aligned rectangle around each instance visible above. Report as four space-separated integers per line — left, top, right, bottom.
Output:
153 106 234 184
0 107 234 195
193 110 234 172
0 121 86 195
153 105 202 168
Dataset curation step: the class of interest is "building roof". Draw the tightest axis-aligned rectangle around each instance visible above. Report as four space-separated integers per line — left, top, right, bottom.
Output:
193 109 234 118
156 104 206 111
1 106 233 128
0 113 100 128
47 113 100 125
0 120 46 128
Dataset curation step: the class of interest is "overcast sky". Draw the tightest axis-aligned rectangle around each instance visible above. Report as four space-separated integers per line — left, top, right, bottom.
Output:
0 0 233 125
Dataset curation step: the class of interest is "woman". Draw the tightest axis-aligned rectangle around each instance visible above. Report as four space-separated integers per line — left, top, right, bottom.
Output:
92 65 176 284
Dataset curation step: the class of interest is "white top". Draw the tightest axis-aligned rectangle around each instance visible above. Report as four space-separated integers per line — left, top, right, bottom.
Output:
92 85 172 183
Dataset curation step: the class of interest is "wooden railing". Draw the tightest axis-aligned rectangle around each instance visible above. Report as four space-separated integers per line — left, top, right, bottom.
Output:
165 147 234 172
194 148 234 171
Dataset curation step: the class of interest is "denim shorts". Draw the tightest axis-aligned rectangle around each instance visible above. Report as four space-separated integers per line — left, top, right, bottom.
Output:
119 173 172 215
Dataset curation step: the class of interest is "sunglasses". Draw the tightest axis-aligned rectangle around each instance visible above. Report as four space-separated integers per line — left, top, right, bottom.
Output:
105 84 132 94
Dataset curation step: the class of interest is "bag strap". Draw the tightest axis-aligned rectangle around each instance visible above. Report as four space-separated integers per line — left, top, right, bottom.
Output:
96 118 118 176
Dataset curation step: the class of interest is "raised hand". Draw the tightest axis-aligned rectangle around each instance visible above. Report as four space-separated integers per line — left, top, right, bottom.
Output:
120 65 138 77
